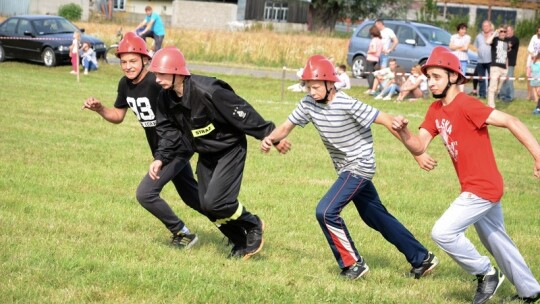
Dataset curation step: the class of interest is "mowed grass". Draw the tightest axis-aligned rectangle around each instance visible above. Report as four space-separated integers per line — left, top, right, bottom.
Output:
1 61 540 304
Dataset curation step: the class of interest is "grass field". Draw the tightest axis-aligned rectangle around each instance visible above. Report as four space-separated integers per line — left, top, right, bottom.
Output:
1 60 540 303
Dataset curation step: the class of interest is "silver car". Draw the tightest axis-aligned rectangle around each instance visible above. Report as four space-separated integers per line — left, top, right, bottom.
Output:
346 20 477 78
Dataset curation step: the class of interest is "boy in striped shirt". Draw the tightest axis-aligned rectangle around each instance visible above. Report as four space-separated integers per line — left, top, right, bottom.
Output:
261 55 438 280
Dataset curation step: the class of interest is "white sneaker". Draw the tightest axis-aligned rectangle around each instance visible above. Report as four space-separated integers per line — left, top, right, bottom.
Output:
84 69 88 75
364 89 372 94
374 94 383 100
383 95 392 101
70 70 77 74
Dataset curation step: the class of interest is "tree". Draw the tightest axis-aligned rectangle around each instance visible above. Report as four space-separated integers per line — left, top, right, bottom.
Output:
307 0 411 32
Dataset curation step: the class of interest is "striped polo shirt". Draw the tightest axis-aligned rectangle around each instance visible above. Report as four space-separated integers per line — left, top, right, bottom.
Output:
288 91 380 179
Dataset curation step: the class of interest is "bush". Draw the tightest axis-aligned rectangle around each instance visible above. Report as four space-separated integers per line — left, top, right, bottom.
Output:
515 17 540 44
58 3 82 21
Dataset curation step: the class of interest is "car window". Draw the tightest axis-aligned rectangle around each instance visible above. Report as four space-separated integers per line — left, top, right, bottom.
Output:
16 19 32 35
355 23 372 39
2 18 18 35
395 25 414 43
417 26 450 46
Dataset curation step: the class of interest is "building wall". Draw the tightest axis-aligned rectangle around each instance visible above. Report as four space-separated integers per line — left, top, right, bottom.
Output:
171 0 237 30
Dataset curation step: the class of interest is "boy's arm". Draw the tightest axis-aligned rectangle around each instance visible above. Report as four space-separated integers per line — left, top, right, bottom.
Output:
82 97 127 124
261 120 295 153
486 110 540 177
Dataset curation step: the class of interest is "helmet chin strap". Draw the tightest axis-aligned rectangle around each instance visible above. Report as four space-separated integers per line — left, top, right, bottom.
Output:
314 81 333 104
171 74 176 90
432 71 458 99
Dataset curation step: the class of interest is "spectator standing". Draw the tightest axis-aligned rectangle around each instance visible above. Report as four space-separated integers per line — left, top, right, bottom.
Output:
527 26 540 102
473 20 494 99
80 42 98 75
392 46 540 304
375 19 398 68
364 25 383 94
135 6 165 52
261 55 439 281
335 64 351 90
449 23 471 92
486 26 509 108
69 31 81 75
498 25 519 102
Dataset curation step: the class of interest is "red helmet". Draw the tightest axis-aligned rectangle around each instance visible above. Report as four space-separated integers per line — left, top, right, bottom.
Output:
421 46 468 84
116 32 151 59
301 55 340 82
148 46 191 76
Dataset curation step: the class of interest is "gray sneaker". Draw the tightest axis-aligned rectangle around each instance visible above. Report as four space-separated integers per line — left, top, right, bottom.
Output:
410 252 439 279
472 267 505 304
171 232 199 249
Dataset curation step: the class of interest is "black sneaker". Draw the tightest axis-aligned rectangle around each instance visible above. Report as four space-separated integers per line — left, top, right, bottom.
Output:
340 257 369 280
410 252 439 279
510 293 540 303
171 232 199 249
227 244 246 259
242 215 265 260
472 267 505 304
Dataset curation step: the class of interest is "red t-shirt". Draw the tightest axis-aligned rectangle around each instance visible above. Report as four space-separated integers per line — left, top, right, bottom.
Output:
420 93 504 202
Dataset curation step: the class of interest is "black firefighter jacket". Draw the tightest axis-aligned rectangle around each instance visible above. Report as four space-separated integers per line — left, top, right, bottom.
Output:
154 74 276 164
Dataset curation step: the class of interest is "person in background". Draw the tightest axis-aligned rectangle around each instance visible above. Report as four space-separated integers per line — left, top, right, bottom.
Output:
527 26 540 102
81 33 201 249
486 25 509 108
80 42 98 75
392 46 540 304
371 58 397 96
335 64 351 90
375 59 405 100
395 64 427 102
364 25 383 95
69 31 81 75
530 54 540 115
473 20 494 99
261 54 439 281
135 5 166 52
498 25 519 102
375 19 398 68
449 23 471 92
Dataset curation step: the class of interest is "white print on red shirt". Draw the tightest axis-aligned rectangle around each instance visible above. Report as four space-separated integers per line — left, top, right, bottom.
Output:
436 118 458 161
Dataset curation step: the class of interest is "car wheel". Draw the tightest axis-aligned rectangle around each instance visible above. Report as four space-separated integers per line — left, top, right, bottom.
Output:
352 56 366 78
0 45 5 62
42 47 57 67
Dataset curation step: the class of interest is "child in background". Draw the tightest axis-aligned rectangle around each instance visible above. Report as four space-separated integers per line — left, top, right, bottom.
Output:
335 64 351 90
69 31 81 75
80 42 99 75
530 54 540 114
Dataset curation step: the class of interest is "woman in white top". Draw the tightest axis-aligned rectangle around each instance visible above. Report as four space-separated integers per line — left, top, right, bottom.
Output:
449 23 471 92
395 64 427 102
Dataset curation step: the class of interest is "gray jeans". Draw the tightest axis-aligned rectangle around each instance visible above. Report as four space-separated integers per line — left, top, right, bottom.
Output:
431 192 540 297
136 157 202 235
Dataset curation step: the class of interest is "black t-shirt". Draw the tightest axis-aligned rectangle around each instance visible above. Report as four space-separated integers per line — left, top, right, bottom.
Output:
114 72 162 156
490 37 509 69
506 36 519 67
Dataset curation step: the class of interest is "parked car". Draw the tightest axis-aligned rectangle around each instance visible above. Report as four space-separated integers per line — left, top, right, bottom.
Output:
346 20 477 78
0 15 106 67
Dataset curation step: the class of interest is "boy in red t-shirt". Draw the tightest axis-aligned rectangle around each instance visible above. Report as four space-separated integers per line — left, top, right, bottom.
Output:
392 46 540 304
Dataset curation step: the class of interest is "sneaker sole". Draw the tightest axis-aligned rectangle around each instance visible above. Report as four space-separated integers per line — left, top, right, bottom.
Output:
242 219 265 261
419 256 440 278
486 273 505 302
185 235 199 250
